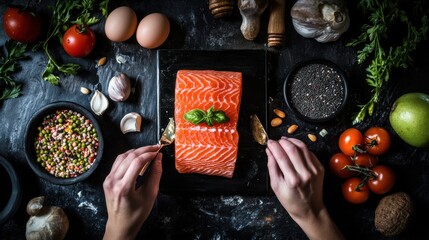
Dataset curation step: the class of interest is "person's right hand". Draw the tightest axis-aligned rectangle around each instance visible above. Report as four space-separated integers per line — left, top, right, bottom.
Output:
266 137 344 240
103 145 163 240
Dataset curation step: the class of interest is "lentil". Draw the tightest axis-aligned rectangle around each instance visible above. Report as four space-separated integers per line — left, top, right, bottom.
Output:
34 109 99 178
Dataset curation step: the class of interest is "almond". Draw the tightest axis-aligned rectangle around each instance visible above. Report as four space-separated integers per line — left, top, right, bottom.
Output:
287 124 298 134
307 133 317 142
271 117 283 127
273 109 286 118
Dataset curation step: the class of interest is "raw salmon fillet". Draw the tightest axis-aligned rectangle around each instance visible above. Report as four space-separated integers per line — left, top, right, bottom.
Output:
174 70 242 178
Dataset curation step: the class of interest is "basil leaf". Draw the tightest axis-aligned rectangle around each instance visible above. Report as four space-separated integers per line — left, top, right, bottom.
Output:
184 109 206 125
213 110 230 123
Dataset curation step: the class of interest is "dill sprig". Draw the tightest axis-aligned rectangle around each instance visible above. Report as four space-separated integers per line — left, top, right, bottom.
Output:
348 0 429 124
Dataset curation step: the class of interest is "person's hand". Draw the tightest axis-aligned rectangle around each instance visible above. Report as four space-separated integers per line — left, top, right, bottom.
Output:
103 145 162 240
266 137 344 240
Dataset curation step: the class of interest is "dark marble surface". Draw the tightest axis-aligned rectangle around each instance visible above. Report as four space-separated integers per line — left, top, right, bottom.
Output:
1 0 429 239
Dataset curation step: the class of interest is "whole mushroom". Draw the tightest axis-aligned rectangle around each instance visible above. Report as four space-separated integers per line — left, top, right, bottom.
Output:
26 196 69 240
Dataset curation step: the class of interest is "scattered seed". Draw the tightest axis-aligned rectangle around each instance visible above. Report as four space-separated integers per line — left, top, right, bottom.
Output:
271 117 282 127
287 124 298 134
273 109 286 118
97 57 107 67
80 87 91 95
308 133 317 142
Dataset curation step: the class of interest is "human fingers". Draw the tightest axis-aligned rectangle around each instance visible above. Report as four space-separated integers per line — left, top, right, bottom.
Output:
110 148 136 173
266 147 283 191
121 151 158 190
277 138 309 176
266 139 298 183
113 145 159 179
286 137 317 174
141 153 163 200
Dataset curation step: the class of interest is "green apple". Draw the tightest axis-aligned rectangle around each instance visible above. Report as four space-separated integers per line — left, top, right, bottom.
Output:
389 92 429 148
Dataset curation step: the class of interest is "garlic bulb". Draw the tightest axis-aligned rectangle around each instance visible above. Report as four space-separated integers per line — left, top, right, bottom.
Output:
290 0 349 43
120 112 142 134
26 196 69 240
90 90 109 116
108 73 131 102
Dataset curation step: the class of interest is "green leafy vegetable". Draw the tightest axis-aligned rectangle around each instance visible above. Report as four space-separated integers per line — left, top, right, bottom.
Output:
184 106 230 126
40 0 109 85
0 40 27 100
348 0 429 124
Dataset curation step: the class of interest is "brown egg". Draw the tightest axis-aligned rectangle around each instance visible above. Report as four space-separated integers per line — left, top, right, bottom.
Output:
136 13 170 49
105 6 137 42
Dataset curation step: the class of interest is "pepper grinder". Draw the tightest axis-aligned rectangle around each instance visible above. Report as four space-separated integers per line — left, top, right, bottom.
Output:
208 0 234 18
238 0 269 40
267 0 286 47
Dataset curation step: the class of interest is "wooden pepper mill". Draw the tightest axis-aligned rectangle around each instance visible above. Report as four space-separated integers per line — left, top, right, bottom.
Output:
208 0 234 18
267 0 286 47
238 0 269 40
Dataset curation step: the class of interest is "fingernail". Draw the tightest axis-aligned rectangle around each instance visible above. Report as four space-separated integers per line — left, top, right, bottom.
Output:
281 136 288 140
267 139 273 144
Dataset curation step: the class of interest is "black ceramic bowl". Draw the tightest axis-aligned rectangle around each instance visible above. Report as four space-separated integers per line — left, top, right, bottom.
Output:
283 59 349 122
24 101 104 185
0 156 21 225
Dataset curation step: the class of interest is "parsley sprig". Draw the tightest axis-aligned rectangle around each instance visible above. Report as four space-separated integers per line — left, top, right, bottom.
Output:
40 0 109 85
0 41 27 100
348 0 429 124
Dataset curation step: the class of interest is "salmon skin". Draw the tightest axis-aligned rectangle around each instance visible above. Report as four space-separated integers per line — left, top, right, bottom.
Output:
174 70 242 178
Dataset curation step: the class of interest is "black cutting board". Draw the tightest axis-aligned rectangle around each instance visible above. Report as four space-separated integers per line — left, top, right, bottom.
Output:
157 49 269 195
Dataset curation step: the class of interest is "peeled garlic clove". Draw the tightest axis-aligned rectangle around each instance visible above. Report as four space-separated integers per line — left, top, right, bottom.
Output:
108 73 131 102
120 112 142 134
90 90 109 116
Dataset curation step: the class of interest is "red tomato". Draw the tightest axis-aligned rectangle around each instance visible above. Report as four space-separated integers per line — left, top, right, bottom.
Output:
364 127 391 155
342 177 369 204
329 153 356 178
3 6 42 43
368 165 396 194
353 153 378 168
339 128 364 156
62 24 96 57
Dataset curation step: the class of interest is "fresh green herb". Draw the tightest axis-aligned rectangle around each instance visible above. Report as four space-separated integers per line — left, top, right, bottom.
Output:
0 40 27 100
348 0 429 124
184 106 230 126
41 0 109 85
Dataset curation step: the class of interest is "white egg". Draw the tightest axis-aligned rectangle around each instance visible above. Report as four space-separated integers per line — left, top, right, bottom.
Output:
105 6 138 42
136 13 170 49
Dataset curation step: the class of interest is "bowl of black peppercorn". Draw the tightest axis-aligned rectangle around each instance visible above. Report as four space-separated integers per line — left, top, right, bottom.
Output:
283 59 349 123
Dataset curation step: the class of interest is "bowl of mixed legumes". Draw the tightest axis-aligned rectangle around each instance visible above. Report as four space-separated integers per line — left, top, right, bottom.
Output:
24 101 104 185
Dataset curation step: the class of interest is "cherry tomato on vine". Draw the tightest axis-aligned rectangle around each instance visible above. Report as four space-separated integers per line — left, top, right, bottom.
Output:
329 153 356 178
342 177 369 204
353 153 378 168
364 127 391 155
339 128 364 156
368 165 396 194
62 24 96 58
3 6 42 43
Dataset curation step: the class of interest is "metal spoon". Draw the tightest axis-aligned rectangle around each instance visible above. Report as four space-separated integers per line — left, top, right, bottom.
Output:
139 118 175 176
250 114 268 145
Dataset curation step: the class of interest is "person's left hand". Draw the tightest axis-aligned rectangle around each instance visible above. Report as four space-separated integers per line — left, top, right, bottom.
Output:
103 145 162 240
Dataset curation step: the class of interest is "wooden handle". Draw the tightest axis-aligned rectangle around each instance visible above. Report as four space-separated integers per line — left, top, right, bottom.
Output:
208 0 234 18
267 0 286 47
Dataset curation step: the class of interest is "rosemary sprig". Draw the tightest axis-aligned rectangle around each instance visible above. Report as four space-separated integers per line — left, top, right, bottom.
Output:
0 41 27 100
348 0 429 124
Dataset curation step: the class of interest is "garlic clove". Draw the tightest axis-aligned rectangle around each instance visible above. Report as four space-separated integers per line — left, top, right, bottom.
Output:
80 87 91 95
120 112 142 134
108 73 131 102
90 90 109 116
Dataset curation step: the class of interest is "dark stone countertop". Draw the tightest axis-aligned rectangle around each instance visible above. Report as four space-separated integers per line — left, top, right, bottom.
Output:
1 0 429 239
